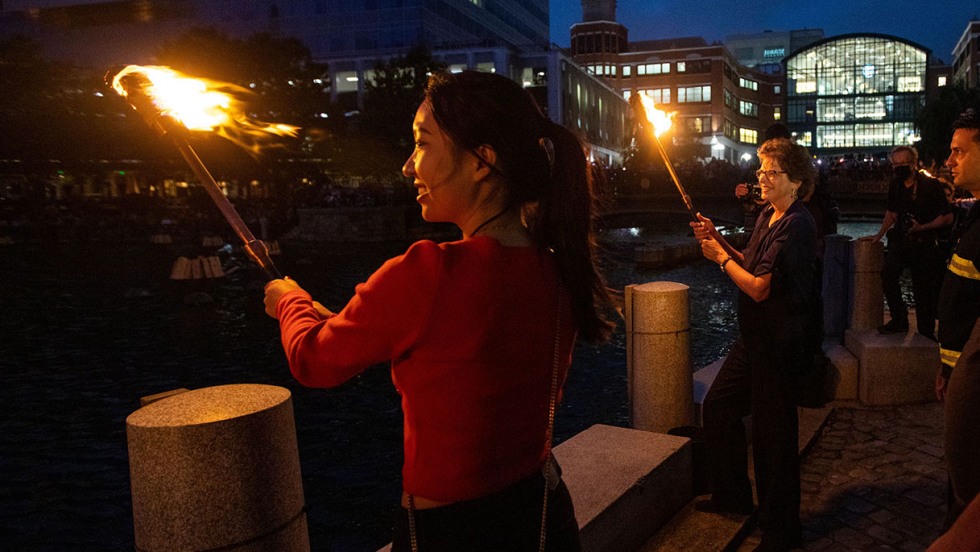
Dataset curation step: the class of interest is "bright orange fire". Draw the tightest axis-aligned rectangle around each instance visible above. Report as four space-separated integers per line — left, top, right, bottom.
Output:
110 65 298 154
638 94 674 137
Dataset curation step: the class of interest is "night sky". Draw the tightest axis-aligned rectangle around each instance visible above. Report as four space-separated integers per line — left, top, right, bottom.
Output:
550 0 980 64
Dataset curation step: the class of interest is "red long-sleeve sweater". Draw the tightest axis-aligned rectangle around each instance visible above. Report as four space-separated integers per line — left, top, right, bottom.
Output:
276 237 576 502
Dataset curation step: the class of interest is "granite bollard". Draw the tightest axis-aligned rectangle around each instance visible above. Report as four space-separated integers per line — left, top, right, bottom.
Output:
848 238 884 331
625 281 694 433
127 384 309 551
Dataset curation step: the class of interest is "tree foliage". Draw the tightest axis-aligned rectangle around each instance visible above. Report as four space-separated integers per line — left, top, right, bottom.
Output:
155 28 330 128
0 36 67 159
916 83 980 165
360 46 446 155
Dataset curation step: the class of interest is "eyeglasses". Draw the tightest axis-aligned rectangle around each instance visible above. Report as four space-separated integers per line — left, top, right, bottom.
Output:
755 169 788 181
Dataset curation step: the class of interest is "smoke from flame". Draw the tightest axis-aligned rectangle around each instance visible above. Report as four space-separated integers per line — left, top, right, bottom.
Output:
110 65 299 157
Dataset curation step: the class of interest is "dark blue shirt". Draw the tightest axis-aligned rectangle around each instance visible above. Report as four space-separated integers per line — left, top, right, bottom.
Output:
738 200 818 350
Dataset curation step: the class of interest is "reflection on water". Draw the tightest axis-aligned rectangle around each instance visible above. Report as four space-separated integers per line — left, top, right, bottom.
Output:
0 221 875 551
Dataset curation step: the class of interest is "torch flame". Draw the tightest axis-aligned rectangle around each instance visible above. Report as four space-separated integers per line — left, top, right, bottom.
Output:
110 65 298 155
638 94 674 137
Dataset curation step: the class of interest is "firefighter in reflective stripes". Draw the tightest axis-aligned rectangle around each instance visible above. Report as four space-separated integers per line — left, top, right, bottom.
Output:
940 252 980 369
937 108 980 532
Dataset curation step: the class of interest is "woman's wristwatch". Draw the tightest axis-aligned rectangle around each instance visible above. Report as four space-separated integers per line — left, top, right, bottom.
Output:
720 257 733 272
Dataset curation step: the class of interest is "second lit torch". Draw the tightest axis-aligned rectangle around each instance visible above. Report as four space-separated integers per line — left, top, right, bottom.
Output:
636 94 699 222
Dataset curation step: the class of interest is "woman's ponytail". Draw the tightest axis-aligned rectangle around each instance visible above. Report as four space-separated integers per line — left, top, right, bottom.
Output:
424 71 614 342
527 122 614 343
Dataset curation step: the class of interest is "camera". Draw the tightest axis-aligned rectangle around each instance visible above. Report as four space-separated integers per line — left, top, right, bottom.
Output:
898 212 917 235
748 184 763 202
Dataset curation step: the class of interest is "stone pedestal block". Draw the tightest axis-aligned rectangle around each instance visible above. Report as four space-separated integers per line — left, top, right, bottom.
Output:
824 342 858 400
378 425 692 552
849 239 884 331
555 425 692 552
692 358 725 427
127 384 309 551
625 281 694 433
845 329 939 405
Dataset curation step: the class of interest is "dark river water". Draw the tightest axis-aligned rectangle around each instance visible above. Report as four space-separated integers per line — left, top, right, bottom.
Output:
0 216 875 551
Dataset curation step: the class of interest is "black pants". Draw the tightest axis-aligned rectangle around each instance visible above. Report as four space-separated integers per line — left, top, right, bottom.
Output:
702 339 803 547
882 242 944 337
391 472 581 552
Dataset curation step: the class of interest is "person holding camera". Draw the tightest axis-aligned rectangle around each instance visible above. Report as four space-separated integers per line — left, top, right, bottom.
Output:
867 146 952 340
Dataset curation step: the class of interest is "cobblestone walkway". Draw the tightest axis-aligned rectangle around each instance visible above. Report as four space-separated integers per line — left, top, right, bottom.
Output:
739 402 947 551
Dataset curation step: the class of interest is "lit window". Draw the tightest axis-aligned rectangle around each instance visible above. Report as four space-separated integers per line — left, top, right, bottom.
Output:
739 78 758 91
938 76 947 87
677 85 711 103
774 85 782 95
677 62 686 72
637 62 670 75
622 65 631 77
682 116 710 134
335 71 359 92
773 106 782 121
739 128 758 144
739 100 758 117
898 76 923 92
642 88 671 104
796 81 816 93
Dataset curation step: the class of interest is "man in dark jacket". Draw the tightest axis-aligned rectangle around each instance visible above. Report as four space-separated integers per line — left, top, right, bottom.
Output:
939 108 980 530
869 145 953 340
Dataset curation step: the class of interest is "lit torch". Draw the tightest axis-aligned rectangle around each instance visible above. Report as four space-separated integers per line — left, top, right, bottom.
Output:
636 94 699 222
108 65 298 281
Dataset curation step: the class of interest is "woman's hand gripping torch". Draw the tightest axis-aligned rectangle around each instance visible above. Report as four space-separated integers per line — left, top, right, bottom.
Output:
636 95 699 223
107 65 296 281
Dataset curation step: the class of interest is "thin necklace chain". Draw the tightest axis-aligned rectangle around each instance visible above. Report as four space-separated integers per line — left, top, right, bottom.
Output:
470 208 510 237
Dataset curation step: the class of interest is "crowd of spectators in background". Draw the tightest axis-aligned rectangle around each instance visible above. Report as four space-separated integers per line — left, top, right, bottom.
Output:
0 153 951 247
0 172 416 245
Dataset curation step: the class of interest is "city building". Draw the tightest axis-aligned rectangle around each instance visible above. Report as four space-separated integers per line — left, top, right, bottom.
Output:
520 48 629 165
783 33 938 155
0 0 628 164
952 19 980 88
725 28 824 75
570 1 781 164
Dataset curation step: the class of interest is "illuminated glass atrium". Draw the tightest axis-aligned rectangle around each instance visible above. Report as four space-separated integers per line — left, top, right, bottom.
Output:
785 34 928 153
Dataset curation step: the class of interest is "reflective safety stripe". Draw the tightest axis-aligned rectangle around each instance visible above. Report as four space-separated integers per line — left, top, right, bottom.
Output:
948 253 980 280
940 347 962 368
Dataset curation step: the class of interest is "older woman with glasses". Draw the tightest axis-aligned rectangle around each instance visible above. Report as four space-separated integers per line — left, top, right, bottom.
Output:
689 138 819 552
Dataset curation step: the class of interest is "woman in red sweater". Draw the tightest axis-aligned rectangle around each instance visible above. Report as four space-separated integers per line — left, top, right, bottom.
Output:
264 71 613 551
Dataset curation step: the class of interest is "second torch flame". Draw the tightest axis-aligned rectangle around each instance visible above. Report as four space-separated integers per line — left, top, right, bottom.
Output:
637 94 698 222
638 94 674 137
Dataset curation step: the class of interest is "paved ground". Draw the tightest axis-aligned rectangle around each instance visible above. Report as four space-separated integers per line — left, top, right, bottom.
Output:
737 401 947 552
